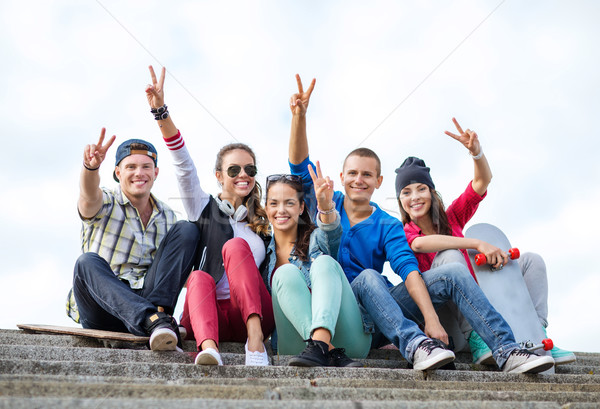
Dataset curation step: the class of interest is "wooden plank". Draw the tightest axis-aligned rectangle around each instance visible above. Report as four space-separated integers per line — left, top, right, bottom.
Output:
17 324 149 343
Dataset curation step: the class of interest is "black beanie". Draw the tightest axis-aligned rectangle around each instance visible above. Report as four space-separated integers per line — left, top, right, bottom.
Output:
395 156 435 197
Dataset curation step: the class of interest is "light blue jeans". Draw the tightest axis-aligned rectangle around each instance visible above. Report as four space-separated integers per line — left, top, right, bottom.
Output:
271 255 372 358
351 262 520 368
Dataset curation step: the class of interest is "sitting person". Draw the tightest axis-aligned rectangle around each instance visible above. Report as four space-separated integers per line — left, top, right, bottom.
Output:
263 162 371 367
146 65 274 366
395 117 575 365
287 75 554 373
67 130 200 351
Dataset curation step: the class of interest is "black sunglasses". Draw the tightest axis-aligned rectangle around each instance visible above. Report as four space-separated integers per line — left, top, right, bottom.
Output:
226 164 257 178
265 174 303 189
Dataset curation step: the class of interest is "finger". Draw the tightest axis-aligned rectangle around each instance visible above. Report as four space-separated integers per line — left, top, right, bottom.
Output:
315 160 324 179
290 95 296 107
148 65 157 85
325 176 333 190
444 130 461 140
158 66 166 89
452 117 464 135
307 164 317 183
96 128 106 148
102 135 116 153
305 78 316 97
295 73 303 94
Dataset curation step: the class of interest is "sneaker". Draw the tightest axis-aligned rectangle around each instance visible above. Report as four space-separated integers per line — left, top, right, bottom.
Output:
195 348 223 365
412 338 455 371
328 348 363 368
288 339 329 367
468 331 495 365
144 311 182 351
245 341 270 366
503 349 555 373
543 327 576 365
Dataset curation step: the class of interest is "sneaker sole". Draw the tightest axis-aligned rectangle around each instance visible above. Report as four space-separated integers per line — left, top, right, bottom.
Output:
474 351 495 366
414 351 456 371
149 328 177 351
195 353 220 365
288 357 326 367
553 354 577 365
507 355 555 374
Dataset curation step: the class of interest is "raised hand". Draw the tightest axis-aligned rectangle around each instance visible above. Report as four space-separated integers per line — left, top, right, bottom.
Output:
145 65 166 109
289 74 316 116
445 117 481 157
83 128 116 170
308 160 334 212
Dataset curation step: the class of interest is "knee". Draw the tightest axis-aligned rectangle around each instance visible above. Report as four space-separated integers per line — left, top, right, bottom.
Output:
171 220 200 243
352 269 383 290
432 249 467 268
73 253 104 280
520 252 546 271
310 255 342 276
186 270 215 291
272 264 303 293
428 262 471 283
222 237 250 258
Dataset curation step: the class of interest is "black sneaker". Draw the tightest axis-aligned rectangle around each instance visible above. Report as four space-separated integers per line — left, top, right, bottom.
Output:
328 348 363 368
288 339 329 367
143 311 182 352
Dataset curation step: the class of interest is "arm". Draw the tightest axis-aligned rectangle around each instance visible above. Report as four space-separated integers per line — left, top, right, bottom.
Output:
445 117 492 196
78 128 116 219
145 66 209 220
404 271 448 345
288 74 315 165
411 235 508 268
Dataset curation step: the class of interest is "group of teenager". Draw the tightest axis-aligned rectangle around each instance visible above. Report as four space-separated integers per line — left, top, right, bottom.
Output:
66 66 575 374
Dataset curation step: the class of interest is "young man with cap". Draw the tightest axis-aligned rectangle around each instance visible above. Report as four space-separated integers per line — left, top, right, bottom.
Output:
286 75 554 373
66 129 199 351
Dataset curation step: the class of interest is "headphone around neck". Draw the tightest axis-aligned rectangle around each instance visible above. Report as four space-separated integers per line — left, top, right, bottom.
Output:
216 197 248 222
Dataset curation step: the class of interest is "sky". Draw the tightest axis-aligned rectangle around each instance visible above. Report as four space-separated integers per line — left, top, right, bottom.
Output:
1 1 598 353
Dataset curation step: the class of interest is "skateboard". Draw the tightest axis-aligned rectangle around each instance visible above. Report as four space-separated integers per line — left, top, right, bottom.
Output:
17 324 149 348
464 223 554 374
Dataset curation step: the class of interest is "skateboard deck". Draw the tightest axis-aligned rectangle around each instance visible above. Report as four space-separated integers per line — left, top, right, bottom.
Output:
17 324 149 347
464 223 554 373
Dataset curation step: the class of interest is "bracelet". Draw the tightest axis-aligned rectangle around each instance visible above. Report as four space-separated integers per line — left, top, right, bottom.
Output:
83 162 99 171
470 149 483 160
317 202 336 215
150 104 169 120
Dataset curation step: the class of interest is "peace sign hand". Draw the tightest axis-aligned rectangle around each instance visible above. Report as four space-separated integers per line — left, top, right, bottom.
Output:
308 160 334 212
83 128 116 170
444 117 481 157
145 65 166 109
289 74 316 116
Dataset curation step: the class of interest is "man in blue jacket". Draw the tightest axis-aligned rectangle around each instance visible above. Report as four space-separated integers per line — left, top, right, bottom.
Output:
286 75 554 373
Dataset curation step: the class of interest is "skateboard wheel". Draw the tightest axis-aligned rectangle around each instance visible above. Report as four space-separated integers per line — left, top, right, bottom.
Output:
475 253 487 266
542 338 553 351
508 248 520 260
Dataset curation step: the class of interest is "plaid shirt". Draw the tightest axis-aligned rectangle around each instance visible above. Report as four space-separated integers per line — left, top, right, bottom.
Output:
67 186 176 322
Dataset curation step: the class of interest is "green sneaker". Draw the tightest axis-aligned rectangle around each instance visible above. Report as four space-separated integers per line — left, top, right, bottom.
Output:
468 331 495 365
543 327 576 365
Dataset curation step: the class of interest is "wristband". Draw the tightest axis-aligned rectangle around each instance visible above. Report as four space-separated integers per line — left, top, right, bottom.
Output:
83 162 99 171
317 202 336 215
470 149 483 160
150 104 169 120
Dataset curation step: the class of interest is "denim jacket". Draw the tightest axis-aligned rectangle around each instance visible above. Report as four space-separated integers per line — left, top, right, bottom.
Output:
262 211 342 293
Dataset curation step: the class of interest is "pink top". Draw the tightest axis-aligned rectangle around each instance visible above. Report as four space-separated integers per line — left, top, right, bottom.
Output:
403 182 486 281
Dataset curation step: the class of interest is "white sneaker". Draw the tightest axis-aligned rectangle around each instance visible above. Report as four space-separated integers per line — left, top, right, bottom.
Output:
413 339 455 371
194 348 223 366
503 349 554 374
149 327 178 351
245 341 270 366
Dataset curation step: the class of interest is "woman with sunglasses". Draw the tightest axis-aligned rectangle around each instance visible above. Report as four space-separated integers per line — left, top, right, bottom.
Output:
146 66 274 366
395 117 575 365
262 163 372 367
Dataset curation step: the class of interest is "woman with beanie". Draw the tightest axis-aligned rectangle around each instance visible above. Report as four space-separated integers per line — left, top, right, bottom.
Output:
395 117 575 366
146 65 274 366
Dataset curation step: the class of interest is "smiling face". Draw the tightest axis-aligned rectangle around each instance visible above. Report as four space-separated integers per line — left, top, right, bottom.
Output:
398 182 432 222
340 155 383 204
265 182 304 235
114 154 158 201
216 149 256 204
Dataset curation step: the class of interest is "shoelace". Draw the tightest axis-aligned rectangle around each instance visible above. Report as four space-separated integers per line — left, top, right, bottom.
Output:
512 349 533 358
418 339 447 353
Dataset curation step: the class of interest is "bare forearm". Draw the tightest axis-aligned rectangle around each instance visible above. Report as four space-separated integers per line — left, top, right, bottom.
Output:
78 167 103 218
411 235 480 253
155 113 178 139
471 153 492 195
289 114 309 165
405 271 439 324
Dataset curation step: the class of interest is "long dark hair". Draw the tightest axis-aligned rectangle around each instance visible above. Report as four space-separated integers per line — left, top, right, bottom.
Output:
215 143 269 236
398 187 452 236
265 178 316 262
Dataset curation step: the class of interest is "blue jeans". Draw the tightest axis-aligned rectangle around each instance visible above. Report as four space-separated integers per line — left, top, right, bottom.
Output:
73 221 199 335
352 262 520 367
